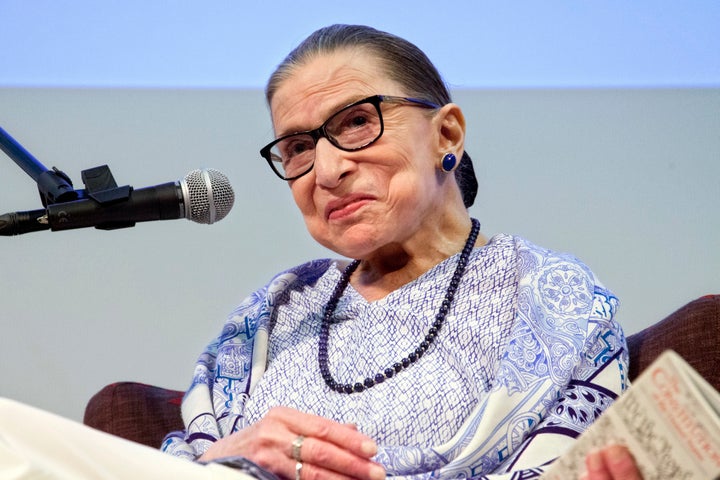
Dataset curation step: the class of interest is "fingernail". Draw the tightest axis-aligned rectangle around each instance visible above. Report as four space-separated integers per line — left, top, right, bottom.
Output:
361 440 378 456
606 444 628 465
369 464 386 480
587 448 603 471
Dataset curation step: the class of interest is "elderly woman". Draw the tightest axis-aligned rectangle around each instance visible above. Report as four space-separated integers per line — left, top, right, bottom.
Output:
161 24 639 480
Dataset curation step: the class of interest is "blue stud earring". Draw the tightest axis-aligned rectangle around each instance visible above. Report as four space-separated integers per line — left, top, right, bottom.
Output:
441 153 458 173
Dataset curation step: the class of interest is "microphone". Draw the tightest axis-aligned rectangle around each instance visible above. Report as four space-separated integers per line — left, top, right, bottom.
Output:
0 168 234 236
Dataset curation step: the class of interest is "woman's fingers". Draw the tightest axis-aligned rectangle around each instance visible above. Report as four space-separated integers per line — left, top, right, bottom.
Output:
253 407 384 480
268 407 378 458
600 445 642 480
583 445 642 480
294 435 385 480
200 407 385 480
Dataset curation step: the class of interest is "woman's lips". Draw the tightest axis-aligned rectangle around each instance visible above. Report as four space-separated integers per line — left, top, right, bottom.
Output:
325 194 374 220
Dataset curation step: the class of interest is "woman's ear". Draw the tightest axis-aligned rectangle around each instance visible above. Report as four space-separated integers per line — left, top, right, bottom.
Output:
435 103 466 157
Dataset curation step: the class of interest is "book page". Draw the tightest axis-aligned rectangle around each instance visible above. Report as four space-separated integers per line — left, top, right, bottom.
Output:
541 350 720 480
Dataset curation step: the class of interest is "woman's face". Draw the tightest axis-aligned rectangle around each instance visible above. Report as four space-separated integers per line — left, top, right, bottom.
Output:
270 50 458 259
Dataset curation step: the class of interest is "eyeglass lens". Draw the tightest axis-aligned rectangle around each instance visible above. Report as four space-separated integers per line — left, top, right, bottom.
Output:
269 100 382 179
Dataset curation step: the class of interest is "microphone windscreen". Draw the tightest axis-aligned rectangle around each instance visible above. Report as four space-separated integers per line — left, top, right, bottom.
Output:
181 169 235 224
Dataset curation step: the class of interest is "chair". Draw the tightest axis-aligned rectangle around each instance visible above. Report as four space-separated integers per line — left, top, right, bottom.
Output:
83 381 184 448
83 295 720 448
626 294 719 385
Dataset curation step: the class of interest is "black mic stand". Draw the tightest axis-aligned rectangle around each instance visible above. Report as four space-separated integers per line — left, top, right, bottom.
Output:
0 126 135 235
0 126 79 205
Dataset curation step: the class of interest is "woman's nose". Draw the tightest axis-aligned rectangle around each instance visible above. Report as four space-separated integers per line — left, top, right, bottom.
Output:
313 139 352 188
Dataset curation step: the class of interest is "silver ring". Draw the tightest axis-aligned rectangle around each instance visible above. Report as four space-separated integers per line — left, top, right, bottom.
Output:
292 435 305 462
295 461 303 480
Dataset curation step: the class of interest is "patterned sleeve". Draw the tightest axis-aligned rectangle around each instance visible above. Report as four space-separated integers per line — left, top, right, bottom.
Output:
159 282 272 460
477 240 629 479
490 287 629 477
160 260 330 461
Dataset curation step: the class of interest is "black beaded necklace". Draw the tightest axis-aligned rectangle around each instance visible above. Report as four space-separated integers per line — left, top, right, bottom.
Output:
318 218 480 394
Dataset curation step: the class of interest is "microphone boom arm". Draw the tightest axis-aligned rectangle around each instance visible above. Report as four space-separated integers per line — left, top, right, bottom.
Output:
0 126 79 205
0 125 146 231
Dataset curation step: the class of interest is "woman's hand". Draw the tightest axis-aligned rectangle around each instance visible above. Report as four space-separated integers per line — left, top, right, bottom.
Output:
582 445 642 480
198 406 386 480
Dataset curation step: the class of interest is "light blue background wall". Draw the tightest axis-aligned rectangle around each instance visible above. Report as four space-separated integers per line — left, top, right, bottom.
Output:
1 1 719 421
2 0 719 89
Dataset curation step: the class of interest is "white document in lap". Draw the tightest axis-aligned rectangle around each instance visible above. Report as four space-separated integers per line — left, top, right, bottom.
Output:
542 350 720 480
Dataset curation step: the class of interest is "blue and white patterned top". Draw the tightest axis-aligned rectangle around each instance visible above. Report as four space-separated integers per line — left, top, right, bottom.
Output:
162 234 628 479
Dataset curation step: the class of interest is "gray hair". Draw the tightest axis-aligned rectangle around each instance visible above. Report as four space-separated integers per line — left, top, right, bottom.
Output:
265 24 477 208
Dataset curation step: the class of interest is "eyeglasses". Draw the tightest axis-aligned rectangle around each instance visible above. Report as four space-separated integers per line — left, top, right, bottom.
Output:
260 94 440 181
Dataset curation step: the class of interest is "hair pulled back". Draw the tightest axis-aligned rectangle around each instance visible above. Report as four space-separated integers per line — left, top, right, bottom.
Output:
266 24 477 208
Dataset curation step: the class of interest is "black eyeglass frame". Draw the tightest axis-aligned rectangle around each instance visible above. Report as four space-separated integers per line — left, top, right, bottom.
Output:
260 94 440 181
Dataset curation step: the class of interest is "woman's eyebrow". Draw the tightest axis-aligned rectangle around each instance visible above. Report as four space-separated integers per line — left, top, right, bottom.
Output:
275 95 370 138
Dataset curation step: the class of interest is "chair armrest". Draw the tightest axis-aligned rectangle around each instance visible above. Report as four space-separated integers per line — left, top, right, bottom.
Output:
83 381 184 448
626 294 720 390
